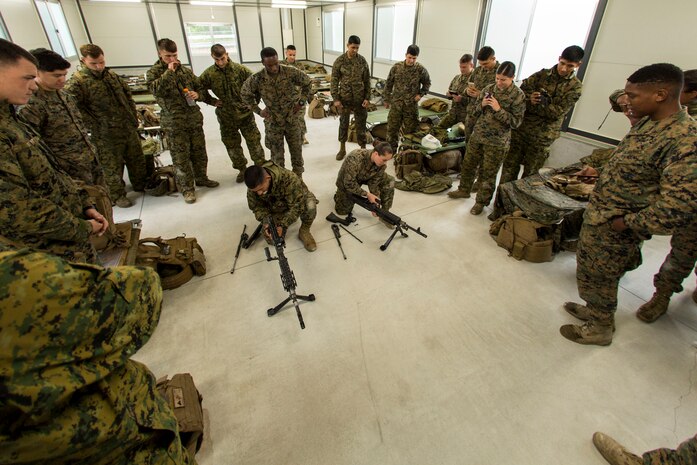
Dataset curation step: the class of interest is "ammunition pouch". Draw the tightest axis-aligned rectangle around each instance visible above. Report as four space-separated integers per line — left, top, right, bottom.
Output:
156 373 204 457
394 147 423 180
145 165 178 196
491 212 555 263
136 235 206 289
308 95 327 119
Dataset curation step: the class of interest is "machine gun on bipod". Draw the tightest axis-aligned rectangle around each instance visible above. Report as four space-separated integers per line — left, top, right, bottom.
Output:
350 193 427 251
263 216 315 329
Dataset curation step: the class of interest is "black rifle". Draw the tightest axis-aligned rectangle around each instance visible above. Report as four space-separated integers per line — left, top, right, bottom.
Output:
230 224 248 274
264 216 315 329
350 193 427 251
326 211 355 226
331 224 347 260
243 223 262 249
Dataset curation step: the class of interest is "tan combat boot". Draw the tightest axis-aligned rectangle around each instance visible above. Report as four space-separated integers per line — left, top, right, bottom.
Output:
592 432 642 465
564 302 616 332
114 195 133 208
336 142 347 161
195 178 220 188
183 191 196 204
470 203 485 215
559 308 614 346
298 223 317 252
636 291 671 323
448 189 471 199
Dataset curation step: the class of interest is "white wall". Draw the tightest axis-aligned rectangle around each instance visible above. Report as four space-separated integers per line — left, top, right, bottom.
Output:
345 0 374 75
80 2 153 67
416 0 481 94
291 9 306 60
150 3 189 65
569 0 697 141
305 6 323 64
236 6 263 63
60 0 88 52
260 7 283 56
2 0 49 51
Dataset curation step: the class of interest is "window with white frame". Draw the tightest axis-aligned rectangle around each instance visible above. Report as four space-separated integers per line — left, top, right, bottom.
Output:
322 8 343 53
0 13 10 41
374 1 416 62
34 0 77 58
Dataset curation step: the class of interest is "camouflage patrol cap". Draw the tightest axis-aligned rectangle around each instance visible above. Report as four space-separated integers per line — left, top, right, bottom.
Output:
608 89 626 112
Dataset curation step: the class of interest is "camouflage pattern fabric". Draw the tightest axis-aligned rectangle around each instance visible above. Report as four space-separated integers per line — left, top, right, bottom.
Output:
385 61 431 149
65 66 148 198
199 61 265 170
241 65 312 175
247 161 316 229
642 434 697 465
19 86 105 188
147 60 209 192
334 148 395 214
652 221 697 295
437 71 472 128
463 62 498 138
279 59 308 137
331 52 371 145
458 142 507 206
500 65 583 183
577 108 697 315
0 246 195 465
0 104 96 263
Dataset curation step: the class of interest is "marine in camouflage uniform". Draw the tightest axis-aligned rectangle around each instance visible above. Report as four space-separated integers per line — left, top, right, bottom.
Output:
593 431 697 465
65 64 148 204
280 57 308 142
241 52 312 176
331 38 371 160
560 67 697 345
384 47 431 150
437 56 474 129
199 50 265 182
246 161 317 251
450 78 526 213
147 52 216 202
334 145 395 216
637 75 697 321
0 246 195 465
19 84 105 188
499 63 583 183
463 60 499 138
0 103 99 263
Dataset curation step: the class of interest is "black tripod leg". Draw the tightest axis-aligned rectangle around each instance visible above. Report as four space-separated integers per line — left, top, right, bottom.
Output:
267 296 292 316
379 226 408 251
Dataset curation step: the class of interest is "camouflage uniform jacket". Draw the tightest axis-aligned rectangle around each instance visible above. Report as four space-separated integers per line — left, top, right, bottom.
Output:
0 246 192 464
64 66 139 137
198 61 254 120
518 65 582 140
465 63 498 105
447 71 472 113
146 60 203 130
0 104 93 259
247 161 307 228
687 99 697 117
280 59 307 71
18 85 98 164
241 65 312 124
585 108 697 234
469 82 526 148
384 61 431 105
330 52 371 105
336 148 386 197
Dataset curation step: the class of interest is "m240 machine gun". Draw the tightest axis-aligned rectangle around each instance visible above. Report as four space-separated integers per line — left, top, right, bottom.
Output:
350 193 427 251
264 216 315 329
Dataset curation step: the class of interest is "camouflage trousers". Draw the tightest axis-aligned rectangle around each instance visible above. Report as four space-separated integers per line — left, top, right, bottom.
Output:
93 128 148 199
334 175 395 216
298 109 307 137
338 103 368 146
653 221 697 295
457 141 507 206
168 125 208 193
264 117 304 175
270 193 317 228
500 128 554 184
219 113 265 170
577 222 643 314
642 434 697 465
387 101 419 150
437 106 467 129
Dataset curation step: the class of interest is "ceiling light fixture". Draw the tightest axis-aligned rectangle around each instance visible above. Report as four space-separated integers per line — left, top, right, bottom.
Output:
271 0 307 9
190 0 233 5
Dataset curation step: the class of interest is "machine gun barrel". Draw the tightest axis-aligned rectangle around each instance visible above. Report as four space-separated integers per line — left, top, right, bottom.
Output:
230 224 248 274
243 223 263 249
331 224 347 259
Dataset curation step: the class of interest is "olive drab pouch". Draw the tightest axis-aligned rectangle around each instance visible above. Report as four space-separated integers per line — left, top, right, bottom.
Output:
145 165 178 197
420 97 449 113
394 147 423 180
136 235 206 289
493 211 555 263
156 373 204 457
308 95 327 119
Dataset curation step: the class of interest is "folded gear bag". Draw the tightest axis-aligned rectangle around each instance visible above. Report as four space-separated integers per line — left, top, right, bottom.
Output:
136 236 206 289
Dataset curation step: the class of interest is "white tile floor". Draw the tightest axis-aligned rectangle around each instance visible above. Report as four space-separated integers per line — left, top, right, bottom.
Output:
116 105 697 465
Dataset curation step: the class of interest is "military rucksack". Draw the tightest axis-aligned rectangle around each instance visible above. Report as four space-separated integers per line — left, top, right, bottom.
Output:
424 149 462 174
308 95 326 119
347 117 374 145
156 373 204 457
145 165 178 196
136 235 206 289
489 211 555 263
394 147 423 179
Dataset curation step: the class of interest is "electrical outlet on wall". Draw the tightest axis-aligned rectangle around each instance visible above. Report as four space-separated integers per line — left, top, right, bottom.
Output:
316 17 320 27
